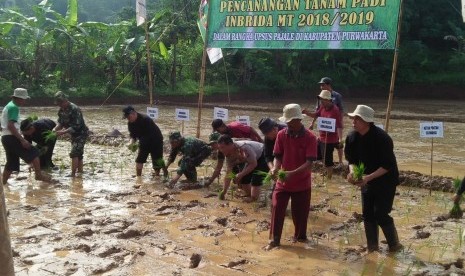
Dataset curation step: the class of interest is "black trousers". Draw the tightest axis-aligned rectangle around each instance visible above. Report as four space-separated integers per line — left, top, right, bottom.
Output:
361 183 396 226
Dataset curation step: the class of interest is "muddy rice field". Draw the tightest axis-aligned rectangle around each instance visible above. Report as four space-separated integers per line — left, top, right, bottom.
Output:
4 98 465 275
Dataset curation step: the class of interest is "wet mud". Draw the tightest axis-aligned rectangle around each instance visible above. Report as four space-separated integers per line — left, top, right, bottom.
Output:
3 98 465 275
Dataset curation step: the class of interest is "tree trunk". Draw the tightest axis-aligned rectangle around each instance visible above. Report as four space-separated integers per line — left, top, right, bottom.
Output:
0 183 15 276
171 43 177 91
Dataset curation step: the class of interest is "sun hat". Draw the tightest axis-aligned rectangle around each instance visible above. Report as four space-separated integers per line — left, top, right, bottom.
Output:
318 90 332 101
258 117 277 134
348 105 375 123
208 132 221 144
12 88 30 99
318 77 332 85
54 91 68 103
211 119 225 130
169 131 182 141
279 104 306 123
122 106 135 119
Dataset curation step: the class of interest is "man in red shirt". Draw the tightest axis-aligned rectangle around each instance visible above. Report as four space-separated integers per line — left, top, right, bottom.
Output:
304 90 342 179
266 104 318 250
211 119 263 143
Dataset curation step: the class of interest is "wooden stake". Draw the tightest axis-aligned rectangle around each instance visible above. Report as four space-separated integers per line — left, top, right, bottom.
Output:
0 165 15 276
384 0 404 133
144 21 154 105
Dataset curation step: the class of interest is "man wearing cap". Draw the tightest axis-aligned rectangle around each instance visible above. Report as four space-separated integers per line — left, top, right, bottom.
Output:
204 132 224 187
123 106 168 177
166 131 212 186
20 117 57 169
1 88 51 184
303 90 343 179
345 104 403 253
53 91 89 177
266 103 317 250
217 134 268 202
306 77 345 167
211 119 263 143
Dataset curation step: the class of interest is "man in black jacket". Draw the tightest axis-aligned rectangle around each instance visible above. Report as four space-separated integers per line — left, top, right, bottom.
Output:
20 118 57 169
123 106 168 177
345 105 403 253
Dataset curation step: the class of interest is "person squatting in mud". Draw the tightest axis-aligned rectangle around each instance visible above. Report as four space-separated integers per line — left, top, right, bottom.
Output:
344 104 403 253
216 134 269 203
20 117 57 170
1 88 52 184
123 106 168 177
166 131 212 186
265 103 317 250
53 91 89 177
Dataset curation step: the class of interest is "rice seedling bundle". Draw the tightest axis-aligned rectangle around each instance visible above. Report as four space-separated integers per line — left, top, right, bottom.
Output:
353 162 365 181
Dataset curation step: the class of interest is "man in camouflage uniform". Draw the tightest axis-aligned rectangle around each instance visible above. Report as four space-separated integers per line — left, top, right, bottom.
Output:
53 91 89 177
166 131 212 186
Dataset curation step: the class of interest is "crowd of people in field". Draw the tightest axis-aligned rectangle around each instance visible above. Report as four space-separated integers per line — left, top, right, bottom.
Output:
3 77 464 252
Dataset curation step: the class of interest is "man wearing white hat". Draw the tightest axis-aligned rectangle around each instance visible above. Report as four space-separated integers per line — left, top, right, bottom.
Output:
1 88 51 184
344 104 403 253
304 90 343 179
266 103 317 250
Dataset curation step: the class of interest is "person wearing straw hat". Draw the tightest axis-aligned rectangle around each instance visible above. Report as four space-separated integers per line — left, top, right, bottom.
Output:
166 131 212 187
52 91 89 177
344 104 403 253
1 88 51 184
123 106 168 178
265 103 317 250
303 90 343 179
306 77 345 167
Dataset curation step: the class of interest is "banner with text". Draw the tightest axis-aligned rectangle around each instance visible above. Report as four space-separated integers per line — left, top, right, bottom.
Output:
207 0 401 49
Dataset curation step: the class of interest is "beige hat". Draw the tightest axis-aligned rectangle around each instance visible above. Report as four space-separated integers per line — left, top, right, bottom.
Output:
279 103 306 123
348 105 375 123
318 90 332 101
12 88 30 99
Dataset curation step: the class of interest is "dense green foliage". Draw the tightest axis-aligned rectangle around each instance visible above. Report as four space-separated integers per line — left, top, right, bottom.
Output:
0 0 463 100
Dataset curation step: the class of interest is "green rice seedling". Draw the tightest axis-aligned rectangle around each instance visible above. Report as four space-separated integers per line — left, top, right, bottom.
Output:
42 130 57 143
254 170 272 186
226 171 236 180
27 115 38 121
154 158 165 168
128 143 139 152
353 162 365 181
277 170 287 181
449 178 463 218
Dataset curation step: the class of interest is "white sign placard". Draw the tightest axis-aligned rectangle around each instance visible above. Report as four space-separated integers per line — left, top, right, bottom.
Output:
146 107 159 120
175 108 190 121
420 122 443 138
213 107 229 121
317 117 336 133
236 116 250 126
375 124 384 130
207 48 223 64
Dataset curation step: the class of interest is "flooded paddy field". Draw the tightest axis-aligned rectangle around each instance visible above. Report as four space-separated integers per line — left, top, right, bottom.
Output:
4 98 465 275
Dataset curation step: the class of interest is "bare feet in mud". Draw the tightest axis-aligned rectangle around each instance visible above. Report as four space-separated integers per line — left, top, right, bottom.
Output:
264 241 280 251
35 173 52 182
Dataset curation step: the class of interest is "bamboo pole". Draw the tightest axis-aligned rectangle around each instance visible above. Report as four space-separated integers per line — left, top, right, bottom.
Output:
0 167 15 276
384 0 404 133
196 45 208 138
144 21 154 105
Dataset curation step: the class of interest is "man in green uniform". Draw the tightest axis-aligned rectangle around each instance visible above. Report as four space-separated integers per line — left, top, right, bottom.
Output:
166 131 212 186
53 91 89 177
